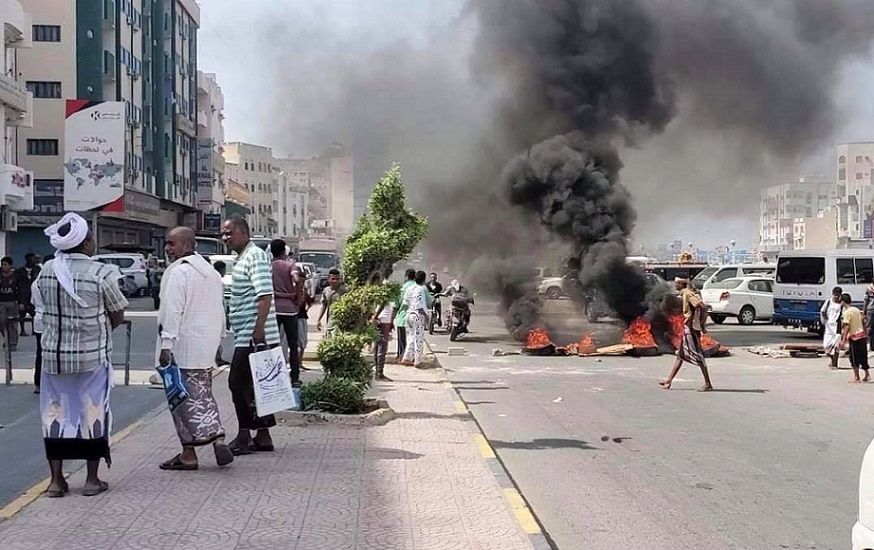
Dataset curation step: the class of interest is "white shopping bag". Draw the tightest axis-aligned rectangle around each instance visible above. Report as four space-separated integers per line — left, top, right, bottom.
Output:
249 345 298 417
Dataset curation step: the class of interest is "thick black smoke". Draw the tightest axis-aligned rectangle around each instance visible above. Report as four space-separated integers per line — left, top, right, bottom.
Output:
467 257 544 336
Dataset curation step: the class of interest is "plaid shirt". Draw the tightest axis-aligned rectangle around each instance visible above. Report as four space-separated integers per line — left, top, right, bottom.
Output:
37 255 129 375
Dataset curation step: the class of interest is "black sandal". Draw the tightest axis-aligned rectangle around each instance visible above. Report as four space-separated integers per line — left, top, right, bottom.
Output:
250 440 274 452
159 454 198 471
45 483 69 498
228 439 253 456
82 481 109 497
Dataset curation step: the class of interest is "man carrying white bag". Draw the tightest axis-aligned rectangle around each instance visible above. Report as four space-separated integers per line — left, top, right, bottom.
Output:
249 343 300 418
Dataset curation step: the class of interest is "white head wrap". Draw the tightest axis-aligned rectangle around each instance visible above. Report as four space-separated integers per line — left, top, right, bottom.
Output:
44 213 90 307
450 279 460 291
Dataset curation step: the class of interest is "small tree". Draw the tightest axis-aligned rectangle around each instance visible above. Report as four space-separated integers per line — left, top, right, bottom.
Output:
302 163 428 413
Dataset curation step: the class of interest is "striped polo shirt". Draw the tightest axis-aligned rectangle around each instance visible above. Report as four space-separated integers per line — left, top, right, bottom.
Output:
228 242 280 347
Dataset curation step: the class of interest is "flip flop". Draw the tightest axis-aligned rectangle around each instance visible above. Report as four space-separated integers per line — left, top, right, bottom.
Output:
45 484 68 498
82 481 109 497
159 454 198 471
214 443 235 467
228 440 253 456
250 440 274 453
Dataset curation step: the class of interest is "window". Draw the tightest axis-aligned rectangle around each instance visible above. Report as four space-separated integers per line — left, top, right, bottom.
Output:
748 280 772 293
26 139 59 156
856 258 874 285
713 268 737 283
26 81 62 99
840 155 847 164
839 168 846 181
857 156 864 163
776 257 825 285
837 258 856 285
857 172 864 181
32 25 61 42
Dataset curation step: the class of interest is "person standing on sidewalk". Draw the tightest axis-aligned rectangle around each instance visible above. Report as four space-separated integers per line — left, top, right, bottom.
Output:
371 280 395 381
401 271 429 367
0 257 21 351
221 218 281 456
16 253 40 336
316 269 347 338
30 277 44 394
841 293 870 383
213 260 229 367
821 286 844 370
38 212 128 497
157 227 234 471
297 285 312 370
270 239 303 387
392 269 417 360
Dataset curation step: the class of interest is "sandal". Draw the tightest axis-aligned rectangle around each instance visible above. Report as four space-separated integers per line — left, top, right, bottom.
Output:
214 443 235 466
82 481 109 497
228 439 253 456
45 484 69 498
250 440 274 453
159 454 198 471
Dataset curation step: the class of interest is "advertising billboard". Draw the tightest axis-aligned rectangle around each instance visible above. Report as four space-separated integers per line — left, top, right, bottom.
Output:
63 100 126 212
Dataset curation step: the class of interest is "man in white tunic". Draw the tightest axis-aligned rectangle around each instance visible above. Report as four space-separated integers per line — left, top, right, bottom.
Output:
157 227 233 470
820 286 844 370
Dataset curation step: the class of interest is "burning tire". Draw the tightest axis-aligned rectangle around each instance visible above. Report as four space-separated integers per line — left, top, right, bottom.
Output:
738 305 756 326
710 314 726 325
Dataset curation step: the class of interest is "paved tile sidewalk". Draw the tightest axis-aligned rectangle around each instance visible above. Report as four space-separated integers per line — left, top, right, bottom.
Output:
0 365 534 550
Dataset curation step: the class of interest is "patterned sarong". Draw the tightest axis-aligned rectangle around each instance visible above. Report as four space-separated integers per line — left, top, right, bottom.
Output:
678 326 707 367
41 363 113 464
171 370 225 447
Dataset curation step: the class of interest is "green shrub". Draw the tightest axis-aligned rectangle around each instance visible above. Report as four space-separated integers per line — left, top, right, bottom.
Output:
317 333 373 385
330 283 400 334
300 377 367 414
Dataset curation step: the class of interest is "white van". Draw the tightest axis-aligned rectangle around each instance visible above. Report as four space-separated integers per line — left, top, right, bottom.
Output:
773 249 874 331
691 264 775 290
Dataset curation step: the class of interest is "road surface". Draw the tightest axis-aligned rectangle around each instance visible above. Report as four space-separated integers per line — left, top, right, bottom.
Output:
434 298 869 549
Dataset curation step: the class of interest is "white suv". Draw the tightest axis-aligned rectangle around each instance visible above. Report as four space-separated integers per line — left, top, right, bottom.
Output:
93 253 150 295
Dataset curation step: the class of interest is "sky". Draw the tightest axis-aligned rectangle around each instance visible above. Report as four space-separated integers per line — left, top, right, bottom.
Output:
197 0 874 253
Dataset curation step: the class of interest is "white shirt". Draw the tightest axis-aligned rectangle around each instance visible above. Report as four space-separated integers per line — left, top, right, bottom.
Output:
156 254 226 369
403 284 427 313
30 279 43 334
377 302 395 324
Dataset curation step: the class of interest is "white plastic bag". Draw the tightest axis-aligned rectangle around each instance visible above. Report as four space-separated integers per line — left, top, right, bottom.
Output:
249 345 297 417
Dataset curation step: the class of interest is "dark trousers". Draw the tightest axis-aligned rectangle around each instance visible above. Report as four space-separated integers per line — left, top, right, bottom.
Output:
868 319 874 351
396 326 407 359
374 324 392 373
34 331 42 386
229 346 277 431
850 338 870 371
276 315 300 384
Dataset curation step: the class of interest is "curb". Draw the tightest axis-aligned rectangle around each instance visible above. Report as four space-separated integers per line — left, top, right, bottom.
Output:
426 338 556 550
275 399 395 427
0 365 229 522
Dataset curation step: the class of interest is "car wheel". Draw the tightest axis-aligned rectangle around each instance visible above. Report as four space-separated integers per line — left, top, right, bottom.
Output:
710 314 727 325
546 287 562 300
738 306 756 326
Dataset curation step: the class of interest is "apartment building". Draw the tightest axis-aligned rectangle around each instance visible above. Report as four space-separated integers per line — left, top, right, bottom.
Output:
12 0 200 259
195 70 224 225
0 0 32 258
759 175 836 252
835 142 874 240
276 170 308 242
223 142 277 236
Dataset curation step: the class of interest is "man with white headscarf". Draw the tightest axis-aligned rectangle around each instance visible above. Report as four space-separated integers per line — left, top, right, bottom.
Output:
36 213 129 498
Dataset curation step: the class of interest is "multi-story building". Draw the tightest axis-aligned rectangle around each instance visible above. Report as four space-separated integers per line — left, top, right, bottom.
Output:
835 142 874 240
195 71 224 228
792 208 838 251
13 0 200 259
0 0 32 258
276 170 308 243
223 142 277 236
759 175 836 252
277 156 328 225
329 153 354 239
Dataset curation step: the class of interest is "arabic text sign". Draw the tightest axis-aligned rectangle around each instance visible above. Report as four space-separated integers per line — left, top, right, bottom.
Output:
197 138 213 187
63 100 126 211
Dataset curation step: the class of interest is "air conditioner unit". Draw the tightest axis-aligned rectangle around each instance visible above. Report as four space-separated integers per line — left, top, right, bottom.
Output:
0 209 18 232
126 66 133 76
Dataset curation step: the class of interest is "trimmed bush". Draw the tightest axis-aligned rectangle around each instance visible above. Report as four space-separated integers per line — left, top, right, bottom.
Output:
330 283 400 334
317 333 373 385
300 377 368 414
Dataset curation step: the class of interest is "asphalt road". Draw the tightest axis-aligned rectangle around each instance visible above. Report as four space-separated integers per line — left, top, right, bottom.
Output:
0 297 218 510
434 298 870 550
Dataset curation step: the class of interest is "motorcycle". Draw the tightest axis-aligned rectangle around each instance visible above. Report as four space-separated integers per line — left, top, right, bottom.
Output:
447 300 471 341
429 296 442 335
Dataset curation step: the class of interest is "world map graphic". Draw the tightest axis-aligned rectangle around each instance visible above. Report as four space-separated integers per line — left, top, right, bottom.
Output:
64 158 123 189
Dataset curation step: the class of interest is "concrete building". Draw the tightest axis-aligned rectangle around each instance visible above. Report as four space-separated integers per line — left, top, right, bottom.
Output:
759 175 836 252
12 0 200 260
276 170 308 244
329 153 354 239
194 71 224 230
836 142 874 240
792 207 838 251
0 0 32 258
223 142 277 236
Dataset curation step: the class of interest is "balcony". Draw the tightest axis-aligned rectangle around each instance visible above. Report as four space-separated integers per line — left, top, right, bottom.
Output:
0 73 27 113
3 0 30 47
175 112 196 137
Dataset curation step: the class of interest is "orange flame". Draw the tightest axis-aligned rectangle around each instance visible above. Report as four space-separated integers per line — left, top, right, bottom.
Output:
669 314 686 349
623 318 657 348
525 328 553 349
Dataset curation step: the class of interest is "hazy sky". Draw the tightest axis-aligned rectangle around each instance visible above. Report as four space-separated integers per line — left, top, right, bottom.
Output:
198 1 874 252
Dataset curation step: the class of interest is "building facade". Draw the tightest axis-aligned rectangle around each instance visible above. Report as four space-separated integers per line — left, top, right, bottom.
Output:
222 142 277 236
276 170 308 243
836 142 874 240
759 175 836 252
13 0 201 261
0 0 33 258
195 70 224 228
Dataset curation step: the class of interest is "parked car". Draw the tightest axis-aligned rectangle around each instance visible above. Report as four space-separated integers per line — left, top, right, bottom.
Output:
93 253 150 295
538 274 575 300
692 263 775 290
100 264 137 298
701 276 774 325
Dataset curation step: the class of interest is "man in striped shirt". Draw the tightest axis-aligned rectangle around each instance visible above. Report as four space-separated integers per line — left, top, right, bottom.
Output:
221 217 281 455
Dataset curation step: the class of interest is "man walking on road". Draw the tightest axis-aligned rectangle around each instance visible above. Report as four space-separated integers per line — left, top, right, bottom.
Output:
659 276 713 392
157 227 234 471
270 239 303 387
38 213 128 497
221 218 281 456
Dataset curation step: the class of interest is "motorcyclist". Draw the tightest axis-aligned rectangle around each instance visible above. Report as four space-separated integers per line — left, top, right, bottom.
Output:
426 273 444 327
444 279 474 332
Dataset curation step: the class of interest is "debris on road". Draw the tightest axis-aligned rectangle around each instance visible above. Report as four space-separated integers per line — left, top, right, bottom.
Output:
745 346 793 358
491 348 521 357
447 347 466 356
553 397 563 403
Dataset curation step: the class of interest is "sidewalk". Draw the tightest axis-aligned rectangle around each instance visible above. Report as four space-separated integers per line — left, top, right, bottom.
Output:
0 362 538 549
